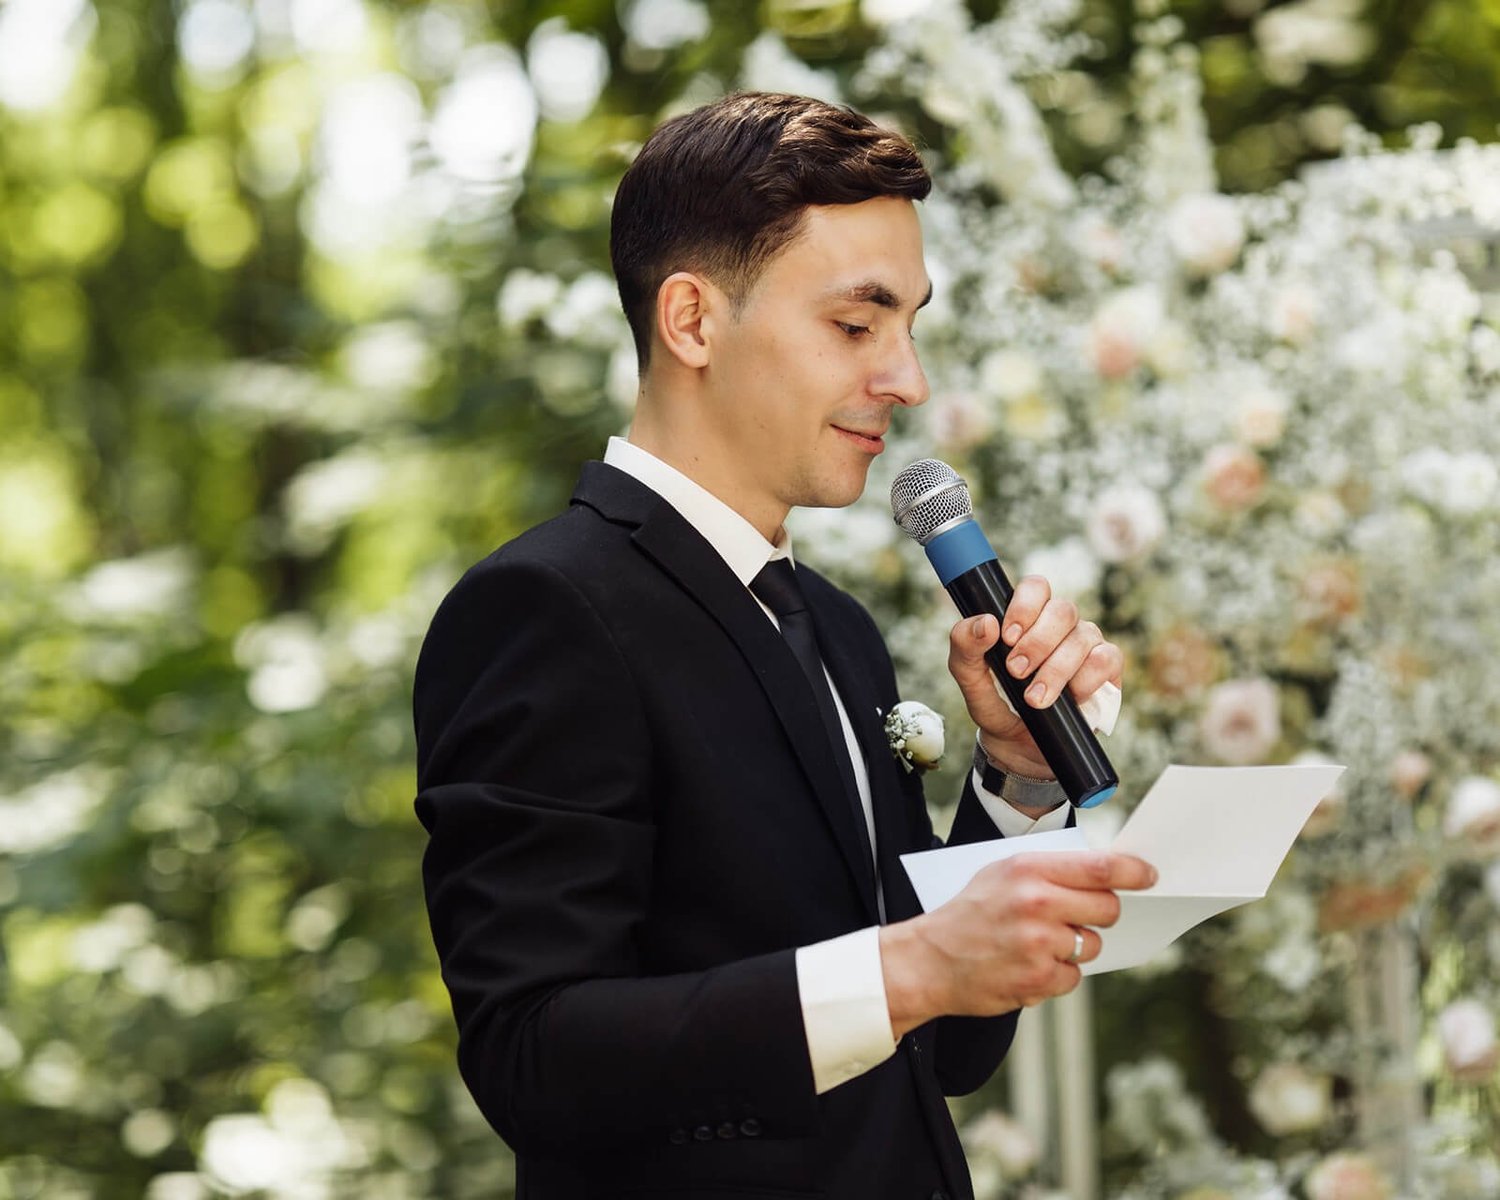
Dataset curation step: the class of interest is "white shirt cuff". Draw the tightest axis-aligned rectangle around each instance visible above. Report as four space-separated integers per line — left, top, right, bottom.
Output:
794 926 897 1094
973 768 1074 838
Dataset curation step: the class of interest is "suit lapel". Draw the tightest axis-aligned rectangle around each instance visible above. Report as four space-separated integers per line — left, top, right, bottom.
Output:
573 463 881 921
809 593 925 924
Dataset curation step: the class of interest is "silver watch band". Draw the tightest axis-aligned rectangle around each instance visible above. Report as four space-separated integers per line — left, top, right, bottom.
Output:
972 739 1068 810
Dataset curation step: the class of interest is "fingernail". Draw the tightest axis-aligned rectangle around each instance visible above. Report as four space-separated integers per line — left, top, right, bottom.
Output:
1008 655 1029 677
1004 623 1022 645
1026 682 1047 705
974 616 993 639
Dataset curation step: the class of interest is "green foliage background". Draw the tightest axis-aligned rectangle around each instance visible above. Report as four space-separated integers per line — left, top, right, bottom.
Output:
2 0 1498 1195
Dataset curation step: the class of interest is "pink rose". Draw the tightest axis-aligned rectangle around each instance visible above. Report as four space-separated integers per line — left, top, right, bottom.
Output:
1202 444 1266 512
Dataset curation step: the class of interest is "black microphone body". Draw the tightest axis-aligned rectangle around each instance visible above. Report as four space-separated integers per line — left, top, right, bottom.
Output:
945 557 1118 808
890 459 1118 808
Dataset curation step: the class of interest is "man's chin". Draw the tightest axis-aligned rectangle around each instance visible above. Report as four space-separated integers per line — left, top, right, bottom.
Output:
797 471 874 512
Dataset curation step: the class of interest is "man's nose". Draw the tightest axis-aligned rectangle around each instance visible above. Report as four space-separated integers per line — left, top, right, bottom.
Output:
880 330 930 408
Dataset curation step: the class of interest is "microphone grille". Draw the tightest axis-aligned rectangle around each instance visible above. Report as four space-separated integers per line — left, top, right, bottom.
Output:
890 458 975 543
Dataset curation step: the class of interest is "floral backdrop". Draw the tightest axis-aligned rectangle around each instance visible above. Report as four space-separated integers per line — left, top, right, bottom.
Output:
788 3 1500 1195
4 0 1500 1197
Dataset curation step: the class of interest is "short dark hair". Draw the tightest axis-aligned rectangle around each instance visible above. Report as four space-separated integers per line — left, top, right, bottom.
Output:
610 92 931 365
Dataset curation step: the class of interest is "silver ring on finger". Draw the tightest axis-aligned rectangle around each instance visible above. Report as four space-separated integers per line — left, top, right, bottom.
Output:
1064 926 1085 965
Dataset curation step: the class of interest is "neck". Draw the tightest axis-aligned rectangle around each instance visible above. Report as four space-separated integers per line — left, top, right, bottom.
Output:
628 396 788 543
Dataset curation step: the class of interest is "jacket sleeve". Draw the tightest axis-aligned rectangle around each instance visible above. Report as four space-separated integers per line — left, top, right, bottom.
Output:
413 555 818 1155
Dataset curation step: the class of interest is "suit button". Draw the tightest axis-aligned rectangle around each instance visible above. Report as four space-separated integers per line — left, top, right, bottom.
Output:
668 1128 687 1145
930 1192 949 1200
739 1118 762 1138
717 1122 737 1140
692 1125 714 1142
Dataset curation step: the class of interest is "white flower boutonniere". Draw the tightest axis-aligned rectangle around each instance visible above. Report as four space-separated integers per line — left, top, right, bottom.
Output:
883 700 946 774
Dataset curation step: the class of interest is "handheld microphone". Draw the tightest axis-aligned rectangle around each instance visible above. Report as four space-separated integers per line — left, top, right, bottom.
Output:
890 459 1118 808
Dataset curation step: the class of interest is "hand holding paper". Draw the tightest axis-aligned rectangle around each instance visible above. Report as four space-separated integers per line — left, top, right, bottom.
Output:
900 763 1346 975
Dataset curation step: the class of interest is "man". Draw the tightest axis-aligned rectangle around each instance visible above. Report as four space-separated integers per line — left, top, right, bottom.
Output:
414 93 1156 1200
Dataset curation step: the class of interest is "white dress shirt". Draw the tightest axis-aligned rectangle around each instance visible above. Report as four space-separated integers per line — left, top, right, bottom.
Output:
602 437 1076 1093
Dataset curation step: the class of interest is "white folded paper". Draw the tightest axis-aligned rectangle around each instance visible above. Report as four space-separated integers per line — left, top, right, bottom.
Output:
900 763 1346 974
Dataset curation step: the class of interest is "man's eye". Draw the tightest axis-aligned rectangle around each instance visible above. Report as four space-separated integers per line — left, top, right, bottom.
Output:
836 322 870 338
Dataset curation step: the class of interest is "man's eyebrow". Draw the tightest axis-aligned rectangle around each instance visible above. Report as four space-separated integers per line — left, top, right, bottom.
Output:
827 280 935 312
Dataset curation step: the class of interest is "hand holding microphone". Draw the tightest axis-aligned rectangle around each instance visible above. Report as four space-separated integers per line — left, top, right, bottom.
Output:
890 459 1120 808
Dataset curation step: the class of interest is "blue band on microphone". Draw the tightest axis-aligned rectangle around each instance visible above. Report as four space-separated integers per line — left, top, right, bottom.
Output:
923 519 998 586
1077 784 1116 809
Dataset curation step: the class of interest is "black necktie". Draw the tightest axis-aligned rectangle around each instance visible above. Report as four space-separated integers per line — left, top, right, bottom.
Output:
750 559 874 869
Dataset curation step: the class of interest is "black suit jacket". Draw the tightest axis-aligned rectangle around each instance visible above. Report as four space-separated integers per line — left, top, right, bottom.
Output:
414 462 1018 1200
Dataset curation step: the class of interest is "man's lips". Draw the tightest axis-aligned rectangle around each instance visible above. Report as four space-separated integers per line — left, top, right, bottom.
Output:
833 425 887 453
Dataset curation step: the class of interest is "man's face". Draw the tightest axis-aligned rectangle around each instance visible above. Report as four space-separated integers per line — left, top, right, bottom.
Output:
702 196 931 517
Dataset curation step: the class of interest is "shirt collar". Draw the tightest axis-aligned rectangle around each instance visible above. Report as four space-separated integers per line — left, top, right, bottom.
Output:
603 436 793 585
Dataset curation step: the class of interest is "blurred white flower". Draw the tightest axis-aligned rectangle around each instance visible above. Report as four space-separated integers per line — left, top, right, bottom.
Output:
979 348 1044 403
1167 193 1246 276
285 883 351 952
623 0 708 50
1086 485 1166 564
70 548 195 622
123 1108 177 1158
200 1115 293 1192
1087 287 1164 380
430 44 537 184
1401 447 1499 516
1263 934 1320 991
927 391 995 454
1143 320 1194 378
1293 490 1348 538
1304 1151 1392 1200
1201 443 1266 512
0 0 95 112
339 321 435 393
1200 678 1280 765
145 1172 209 1200
862 0 938 26
1442 776 1500 852
1105 1057 1212 1152
1072 213 1126 274
526 19 608 123
72 904 156 973
741 32 841 101
1390 749 1431 799
1248 1062 1331 1135
0 1021 21 1071
1267 282 1321 344
288 0 367 57
283 451 388 554
1022 538 1101 602
179 0 256 79
315 74 422 207
21 1041 86 1108
545 271 627 348
0 767 111 855
1233 384 1290 448
235 615 330 714
1255 1 1374 86
1333 311 1410 380
498 267 564 331
200 1079 366 1194
1437 998 1499 1084
962 1110 1038 1178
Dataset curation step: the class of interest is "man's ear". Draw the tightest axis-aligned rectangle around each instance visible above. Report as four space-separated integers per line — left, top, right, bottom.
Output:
654 272 719 370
